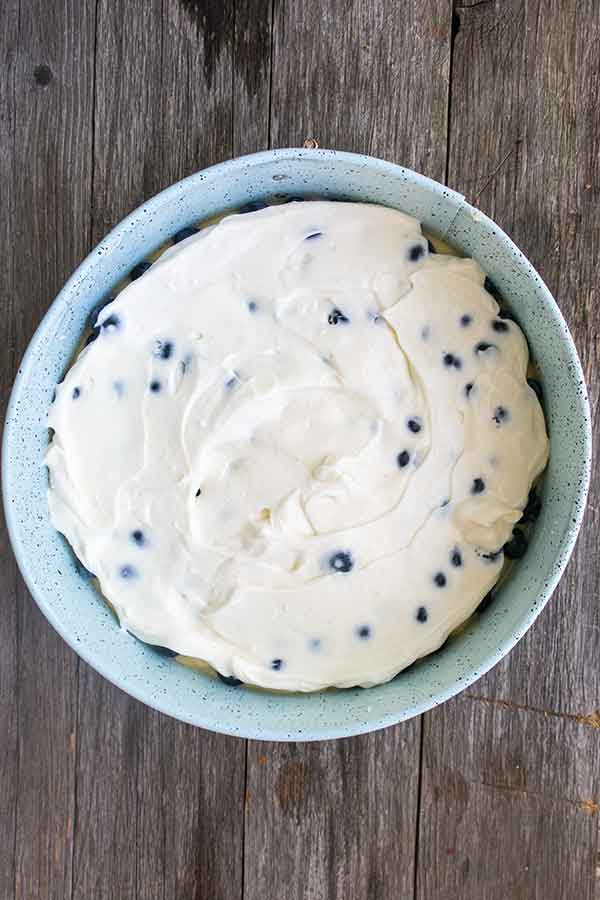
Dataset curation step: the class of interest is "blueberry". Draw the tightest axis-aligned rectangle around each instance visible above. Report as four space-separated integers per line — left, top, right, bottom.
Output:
443 352 462 369
131 529 146 546
504 527 528 560
498 308 516 321
131 260 152 280
450 548 462 567
329 551 353 573
460 314 472 327
153 340 174 360
328 308 350 325
397 450 410 468
493 405 509 424
101 313 120 331
173 225 198 243
239 200 268 213
480 548 503 562
527 378 544 406
248 300 258 312
75 560 95 579
464 382 474 397
119 564 138 579
407 417 422 434
472 477 485 494
433 572 447 587
85 327 100 345
520 488 542 523
88 297 114 327
72 386 81 399
416 606 428 623
492 319 510 333
305 230 323 240
271 658 284 671
217 672 243 686
149 380 161 393
356 624 372 640
130 632 174 655
427 239 437 254
475 341 497 353
483 276 502 301
409 243 425 262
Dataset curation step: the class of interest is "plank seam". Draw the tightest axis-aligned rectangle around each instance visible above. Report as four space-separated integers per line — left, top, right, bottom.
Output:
460 777 598 812
12 591 22 900
267 0 276 150
445 0 460 186
465 693 600 729
10 8 23 900
241 740 249 900
231 0 236 158
412 719 425 900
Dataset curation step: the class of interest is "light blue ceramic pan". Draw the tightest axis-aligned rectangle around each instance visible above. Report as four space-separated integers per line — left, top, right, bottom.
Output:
2 149 591 741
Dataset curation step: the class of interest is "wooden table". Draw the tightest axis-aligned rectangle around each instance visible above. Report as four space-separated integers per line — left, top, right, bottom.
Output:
2 2 598 898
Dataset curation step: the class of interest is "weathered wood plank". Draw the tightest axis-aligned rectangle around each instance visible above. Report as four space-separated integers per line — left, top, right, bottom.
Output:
418 696 600 900
233 0 273 155
245 725 423 900
270 0 452 173
73 4 246 900
243 4 452 899
137 719 246 900
418 2 600 898
161 0 234 182
72 5 162 897
5 2 97 899
0 2 21 895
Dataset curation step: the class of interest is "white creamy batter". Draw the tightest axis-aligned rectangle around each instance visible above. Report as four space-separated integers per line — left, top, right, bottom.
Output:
46 202 549 690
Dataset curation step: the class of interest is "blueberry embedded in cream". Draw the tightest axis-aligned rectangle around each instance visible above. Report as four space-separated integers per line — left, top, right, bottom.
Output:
450 548 462 567
173 225 198 243
131 260 152 280
45 201 549 691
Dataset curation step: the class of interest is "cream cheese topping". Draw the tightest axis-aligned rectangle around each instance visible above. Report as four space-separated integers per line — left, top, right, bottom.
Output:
46 202 548 690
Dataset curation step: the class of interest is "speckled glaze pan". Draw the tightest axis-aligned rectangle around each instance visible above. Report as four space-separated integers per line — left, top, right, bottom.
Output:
2 149 591 741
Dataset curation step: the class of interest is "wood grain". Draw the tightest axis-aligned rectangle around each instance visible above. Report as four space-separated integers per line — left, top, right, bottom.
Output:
233 0 273 154
161 0 234 183
270 0 452 174
418 695 600 900
244 725 422 900
0 3 21 896
72 4 246 900
417 2 600 897
3 1 96 898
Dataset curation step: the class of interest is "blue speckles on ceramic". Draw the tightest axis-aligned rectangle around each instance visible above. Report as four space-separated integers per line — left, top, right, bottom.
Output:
1 148 591 742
